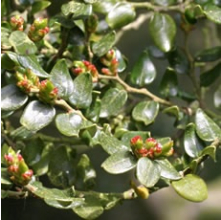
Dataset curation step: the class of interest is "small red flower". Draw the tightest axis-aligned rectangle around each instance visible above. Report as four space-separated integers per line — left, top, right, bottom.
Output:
130 136 142 145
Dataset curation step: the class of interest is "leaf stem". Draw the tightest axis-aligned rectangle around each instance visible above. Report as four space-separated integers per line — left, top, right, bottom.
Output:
98 74 173 106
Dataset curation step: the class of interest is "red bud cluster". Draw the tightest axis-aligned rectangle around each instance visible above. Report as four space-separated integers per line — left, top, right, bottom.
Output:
130 136 174 159
100 49 119 76
4 148 33 186
10 15 25 31
72 60 99 82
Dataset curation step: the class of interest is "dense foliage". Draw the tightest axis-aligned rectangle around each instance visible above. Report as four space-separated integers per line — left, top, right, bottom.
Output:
1 0 221 219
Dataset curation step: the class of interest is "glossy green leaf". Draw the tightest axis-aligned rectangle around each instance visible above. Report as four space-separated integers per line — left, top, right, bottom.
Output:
149 13 176 52
136 157 160 187
200 144 217 162
1 52 19 70
69 73 93 109
1 110 14 119
97 131 129 155
10 126 35 140
91 31 116 57
132 101 159 125
200 62 221 87
155 159 181 180
85 95 101 122
31 1 51 14
1 84 28 111
130 50 156 86
50 59 74 99
56 112 93 137
1 168 13 186
114 48 127 72
153 0 177 6
184 123 204 158
99 88 127 118
9 31 37 55
18 55 49 78
214 85 221 109
160 68 178 97
101 151 137 174
203 4 221 24
148 45 166 59
106 2 135 29
77 154 96 189
167 47 190 74
48 146 75 187
195 108 221 141
195 46 221 62
61 2 92 19
172 174 208 202
162 105 183 120
20 100 56 131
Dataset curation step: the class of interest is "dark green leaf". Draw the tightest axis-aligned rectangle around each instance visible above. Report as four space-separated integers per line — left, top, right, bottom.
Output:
130 50 156 86
20 100 56 131
99 88 127 118
203 4 221 24
195 108 221 141
69 73 93 109
200 62 221 87
1 52 19 70
1 84 28 111
149 13 176 52
160 68 178 97
93 0 117 14
56 111 93 137
10 126 35 140
195 46 221 62
50 59 74 99
1 168 13 186
18 55 49 78
1 110 14 119
162 105 183 120
184 123 204 158
214 85 221 109
9 31 37 55
200 144 217 162
31 1 51 14
132 101 159 125
106 2 136 29
167 47 190 74
136 157 161 187
172 174 208 202
91 31 116 57
85 94 101 122
101 151 137 174
155 159 181 180
61 2 92 19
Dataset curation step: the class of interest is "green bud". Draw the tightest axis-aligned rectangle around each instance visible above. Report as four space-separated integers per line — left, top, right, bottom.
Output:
85 14 98 33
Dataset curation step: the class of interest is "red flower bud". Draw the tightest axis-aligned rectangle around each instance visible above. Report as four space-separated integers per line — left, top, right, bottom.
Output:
8 165 19 173
145 138 157 149
4 154 14 164
131 136 142 146
17 154 23 161
72 67 83 75
83 60 90 67
22 170 33 180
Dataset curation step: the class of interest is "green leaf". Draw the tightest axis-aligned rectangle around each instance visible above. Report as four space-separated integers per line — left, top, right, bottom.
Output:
136 157 161 187
155 159 181 180
195 46 221 62
48 146 75 187
172 174 208 202
10 126 35 140
1 52 19 70
114 48 127 73
91 31 116 57
132 101 159 125
9 31 37 55
93 0 117 14
61 2 92 19
203 4 221 24
20 100 56 131
195 108 221 142
69 73 93 109
160 68 178 97
167 47 190 74
184 123 204 158
153 0 177 6
99 88 127 118
200 144 217 162
149 13 176 52
130 50 156 86
1 110 14 119
84 0 98 3
1 168 13 186
56 112 93 137
50 59 74 99
106 2 136 29
28 181 83 207
214 85 221 109
77 154 96 189
18 55 49 78
31 1 51 14
101 151 137 174
97 130 129 155
200 62 221 87
162 105 183 120
1 84 28 111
